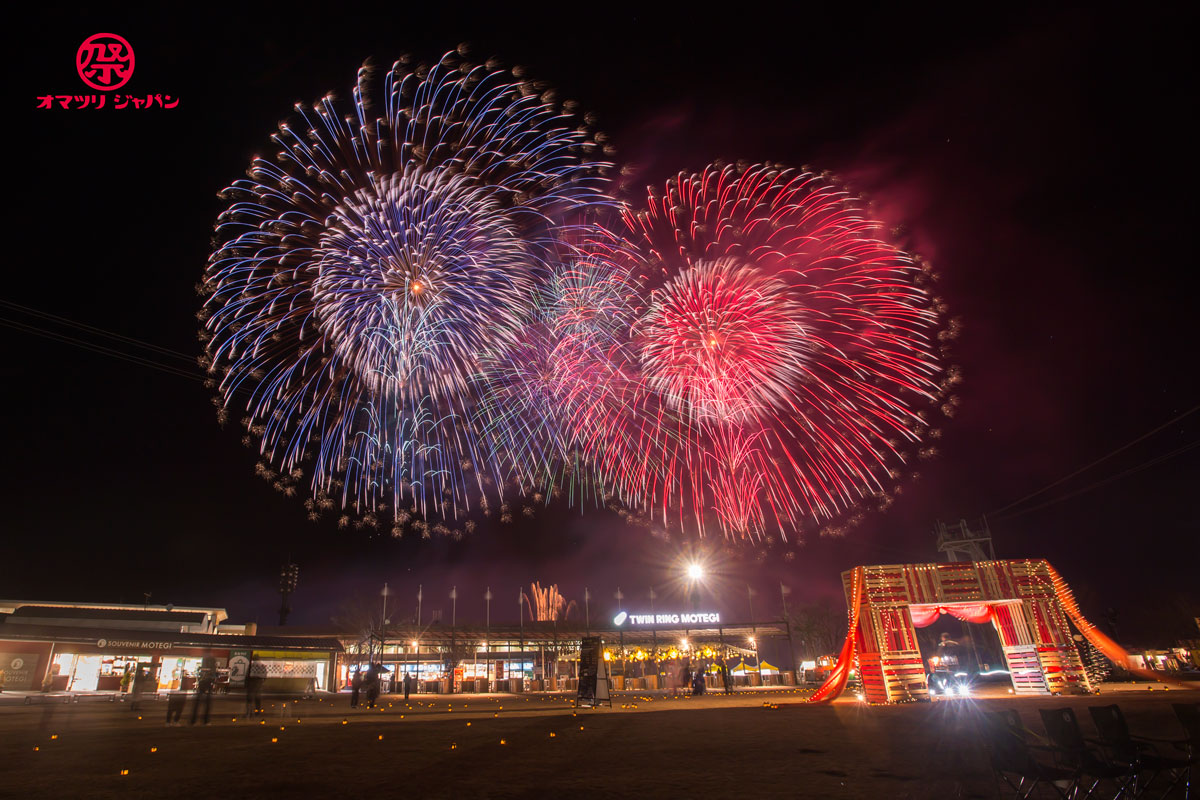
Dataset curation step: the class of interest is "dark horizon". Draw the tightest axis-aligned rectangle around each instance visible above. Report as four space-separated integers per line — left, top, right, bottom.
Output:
7 6 1196 646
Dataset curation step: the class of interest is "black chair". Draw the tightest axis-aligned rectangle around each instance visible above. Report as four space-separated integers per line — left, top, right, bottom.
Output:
983 709 1075 798
1040 706 1139 799
1089 704 1195 798
1172 703 1199 797
1175 703 1200 753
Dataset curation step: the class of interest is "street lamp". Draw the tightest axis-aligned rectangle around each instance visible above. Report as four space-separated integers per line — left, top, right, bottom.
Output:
687 563 703 581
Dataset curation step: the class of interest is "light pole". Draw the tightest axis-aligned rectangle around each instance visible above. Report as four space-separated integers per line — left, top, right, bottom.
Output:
649 586 658 680
278 562 299 626
686 563 703 610
518 587 525 688
584 587 590 634
449 586 457 693
484 587 492 689
780 582 796 678
417 584 423 629
615 588 625 679
380 582 390 669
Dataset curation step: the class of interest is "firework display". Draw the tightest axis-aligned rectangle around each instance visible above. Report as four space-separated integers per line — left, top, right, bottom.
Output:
599 164 947 539
201 50 612 522
202 51 948 543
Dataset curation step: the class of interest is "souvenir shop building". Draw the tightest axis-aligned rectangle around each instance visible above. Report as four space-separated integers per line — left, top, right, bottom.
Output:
0 600 342 693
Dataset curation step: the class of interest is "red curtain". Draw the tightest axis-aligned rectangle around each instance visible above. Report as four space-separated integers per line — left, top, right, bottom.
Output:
808 566 864 704
909 603 993 628
1046 563 1189 689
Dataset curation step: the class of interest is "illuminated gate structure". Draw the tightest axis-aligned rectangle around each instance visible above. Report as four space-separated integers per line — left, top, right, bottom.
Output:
814 559 1096 704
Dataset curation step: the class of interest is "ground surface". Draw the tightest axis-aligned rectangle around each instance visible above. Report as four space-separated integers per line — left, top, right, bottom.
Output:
1 687 1194 798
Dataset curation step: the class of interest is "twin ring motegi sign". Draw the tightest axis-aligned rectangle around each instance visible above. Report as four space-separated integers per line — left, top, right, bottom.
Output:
613 612 721 626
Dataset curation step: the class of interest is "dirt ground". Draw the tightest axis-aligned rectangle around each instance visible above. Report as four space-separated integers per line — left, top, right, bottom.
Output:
1 688 1195 798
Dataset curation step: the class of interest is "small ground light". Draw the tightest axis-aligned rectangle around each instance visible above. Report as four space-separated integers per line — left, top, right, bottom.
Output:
50 734 57 739
378 734 384 740
150 747 157 753
120 769 129 776
33 746 39 751
451 743 457 749
271 737 278 743
342 719 347 725
466 722 471 726
549 732 556 738
500 739 506 745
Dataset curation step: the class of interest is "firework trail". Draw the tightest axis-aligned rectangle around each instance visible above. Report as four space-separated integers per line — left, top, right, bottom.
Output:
200 49 613 522
524 582 577 622
591 163 947 540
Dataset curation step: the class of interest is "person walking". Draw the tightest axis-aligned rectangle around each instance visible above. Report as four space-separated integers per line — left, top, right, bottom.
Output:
350 669 362 708
403 670 412 701
190 667 215 725
166 689 186 725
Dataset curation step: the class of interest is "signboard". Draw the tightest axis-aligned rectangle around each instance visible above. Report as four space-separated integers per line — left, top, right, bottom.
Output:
613 611 720 626
96 637 174 650
576 636 611 708
0 653 41 690
228 649 251 686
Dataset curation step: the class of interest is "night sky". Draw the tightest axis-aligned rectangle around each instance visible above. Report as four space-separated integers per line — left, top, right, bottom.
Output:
7 6 1196 644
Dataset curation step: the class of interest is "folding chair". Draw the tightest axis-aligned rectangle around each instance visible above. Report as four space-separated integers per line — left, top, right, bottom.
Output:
1172 703 1199 798
1089 704 1195 799
1039 706 1139 799
983 709 1076 798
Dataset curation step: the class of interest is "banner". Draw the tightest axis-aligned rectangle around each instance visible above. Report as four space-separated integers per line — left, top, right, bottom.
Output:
0 653 42 690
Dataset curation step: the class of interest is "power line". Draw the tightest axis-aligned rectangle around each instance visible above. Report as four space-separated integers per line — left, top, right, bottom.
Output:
994 440 1200 521
987 404 1200 515
0 298 196 363
0 317 203 383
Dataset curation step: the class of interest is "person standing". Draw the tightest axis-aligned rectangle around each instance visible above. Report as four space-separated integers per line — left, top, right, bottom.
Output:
130 666 147 712
350 669 362 708
721 662 733 695
167 688 186 725
403 670 412 701
364 666 380 709
245 659 264 717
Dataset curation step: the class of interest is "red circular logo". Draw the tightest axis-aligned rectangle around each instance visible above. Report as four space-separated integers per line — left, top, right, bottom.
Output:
76 33 135 91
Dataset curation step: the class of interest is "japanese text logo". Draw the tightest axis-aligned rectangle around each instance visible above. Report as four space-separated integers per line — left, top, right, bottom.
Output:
76 33 135 91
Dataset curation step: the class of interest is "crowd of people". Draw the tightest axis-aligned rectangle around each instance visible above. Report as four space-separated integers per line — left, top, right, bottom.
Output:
349 665 413 708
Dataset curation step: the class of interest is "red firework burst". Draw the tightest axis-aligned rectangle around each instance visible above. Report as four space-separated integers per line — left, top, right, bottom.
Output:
601 162 946 541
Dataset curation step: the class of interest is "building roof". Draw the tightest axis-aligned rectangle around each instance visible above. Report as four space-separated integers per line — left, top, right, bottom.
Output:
0 622 343 653
7 606 210 624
